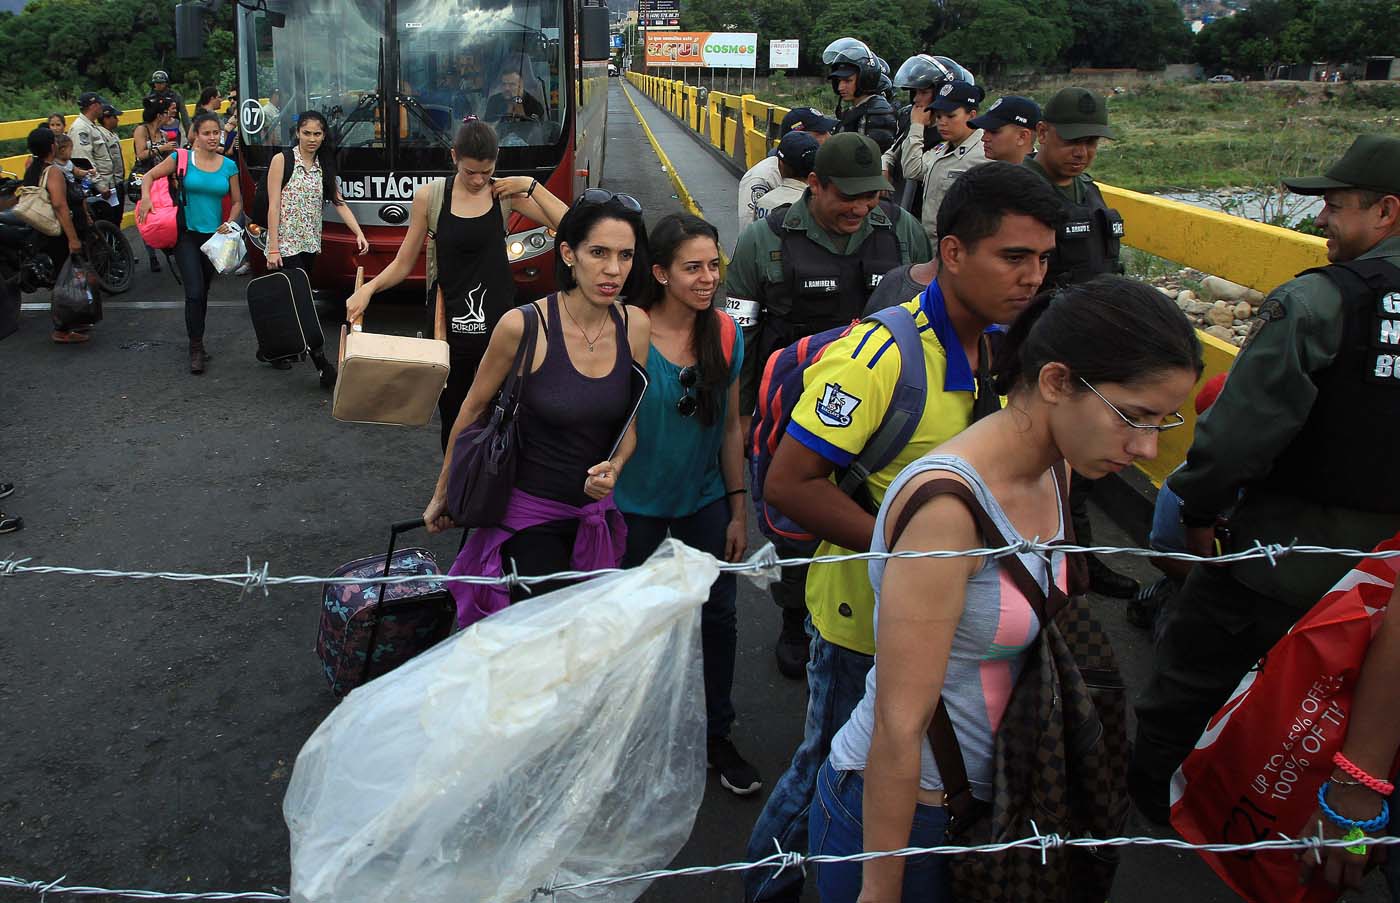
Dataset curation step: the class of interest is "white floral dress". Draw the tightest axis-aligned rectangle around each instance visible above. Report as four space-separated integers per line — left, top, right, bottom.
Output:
277 147 324 256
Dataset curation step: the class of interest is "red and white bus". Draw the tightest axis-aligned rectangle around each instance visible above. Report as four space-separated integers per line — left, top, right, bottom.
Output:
180 0 611 296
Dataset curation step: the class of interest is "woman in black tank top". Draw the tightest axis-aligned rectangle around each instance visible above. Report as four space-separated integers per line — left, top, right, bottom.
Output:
341 119 568 449
423 192 653 606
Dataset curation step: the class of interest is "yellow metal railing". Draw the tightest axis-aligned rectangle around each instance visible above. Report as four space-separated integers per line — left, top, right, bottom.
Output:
628 70 1331 485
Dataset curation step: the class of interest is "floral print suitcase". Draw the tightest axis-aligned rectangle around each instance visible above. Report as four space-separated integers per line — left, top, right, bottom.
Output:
316 520 456 697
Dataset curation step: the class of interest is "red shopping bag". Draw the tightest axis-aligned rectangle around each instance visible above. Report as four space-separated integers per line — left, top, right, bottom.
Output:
1169 535 1400 903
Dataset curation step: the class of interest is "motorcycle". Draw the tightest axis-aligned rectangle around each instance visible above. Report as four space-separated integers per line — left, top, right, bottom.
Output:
0 165 134 297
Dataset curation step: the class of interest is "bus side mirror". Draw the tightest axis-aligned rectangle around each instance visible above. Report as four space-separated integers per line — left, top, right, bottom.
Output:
580 5 610 62
175 2 207 59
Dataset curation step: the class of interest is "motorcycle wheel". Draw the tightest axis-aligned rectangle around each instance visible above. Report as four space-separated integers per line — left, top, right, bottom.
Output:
89 219 134 294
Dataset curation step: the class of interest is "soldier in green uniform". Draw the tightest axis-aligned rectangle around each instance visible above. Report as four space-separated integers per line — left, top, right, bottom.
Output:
1129 135 1400 823
724 131 930 679
1023 86 1137 599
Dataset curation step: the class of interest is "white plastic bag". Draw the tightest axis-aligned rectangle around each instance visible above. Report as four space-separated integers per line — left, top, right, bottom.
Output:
200 224 246 275
284 539 715 903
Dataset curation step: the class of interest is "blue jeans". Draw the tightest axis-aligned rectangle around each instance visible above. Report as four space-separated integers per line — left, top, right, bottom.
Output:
744 622 874 901
622 498 738 739
808 759 952 903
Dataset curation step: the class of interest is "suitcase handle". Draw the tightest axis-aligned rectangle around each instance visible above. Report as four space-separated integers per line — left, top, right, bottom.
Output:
340 266 366 367
362 517 432 688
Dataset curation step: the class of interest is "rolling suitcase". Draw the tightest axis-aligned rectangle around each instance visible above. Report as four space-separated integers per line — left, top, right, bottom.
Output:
316 519 458 697
247 266 325 364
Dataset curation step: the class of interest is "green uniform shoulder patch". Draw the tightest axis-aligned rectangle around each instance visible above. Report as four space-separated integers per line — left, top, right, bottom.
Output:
1241 296 1286 351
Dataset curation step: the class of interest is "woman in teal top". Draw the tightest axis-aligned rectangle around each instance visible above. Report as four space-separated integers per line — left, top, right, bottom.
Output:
616 212 757 797
136 112 242 374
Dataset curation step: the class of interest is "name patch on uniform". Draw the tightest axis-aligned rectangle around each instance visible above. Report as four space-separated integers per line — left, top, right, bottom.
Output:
1110 220 1125 236
723 296 761 328
815 382 861 428
801 277 840 293
868 273 884 288
1063 221 1092 236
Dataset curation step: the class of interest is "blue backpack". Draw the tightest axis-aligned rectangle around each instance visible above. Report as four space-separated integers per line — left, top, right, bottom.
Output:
748 304 928 555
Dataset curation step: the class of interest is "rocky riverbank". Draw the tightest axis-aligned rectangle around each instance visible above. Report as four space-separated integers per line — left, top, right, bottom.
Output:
1148 270 1265 347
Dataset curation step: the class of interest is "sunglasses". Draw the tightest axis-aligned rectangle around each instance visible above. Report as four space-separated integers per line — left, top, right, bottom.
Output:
676 365 699 418
578 188 642 214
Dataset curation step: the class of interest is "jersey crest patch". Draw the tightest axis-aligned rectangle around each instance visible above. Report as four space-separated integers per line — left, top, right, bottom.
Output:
815 382 861 428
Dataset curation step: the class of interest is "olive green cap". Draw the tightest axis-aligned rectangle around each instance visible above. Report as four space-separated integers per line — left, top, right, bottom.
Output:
814 132 893 194
1282 135 1400 196
1041 87 1116 140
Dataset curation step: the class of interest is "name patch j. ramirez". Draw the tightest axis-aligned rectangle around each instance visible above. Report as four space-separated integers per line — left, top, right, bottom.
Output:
816 382 861 427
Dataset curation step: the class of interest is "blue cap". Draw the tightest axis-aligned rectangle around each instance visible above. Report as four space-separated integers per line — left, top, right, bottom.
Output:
929 80 983 112
777 131 820 177
969 95 1042 130
781 106 838 134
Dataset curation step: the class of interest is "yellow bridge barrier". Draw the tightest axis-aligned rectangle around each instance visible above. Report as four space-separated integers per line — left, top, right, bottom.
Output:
628 70 1331 485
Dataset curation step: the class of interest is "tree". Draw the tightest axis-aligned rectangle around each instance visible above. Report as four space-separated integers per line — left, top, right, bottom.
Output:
808 0 924 75
1066 0 1193 69
932 0 1071 76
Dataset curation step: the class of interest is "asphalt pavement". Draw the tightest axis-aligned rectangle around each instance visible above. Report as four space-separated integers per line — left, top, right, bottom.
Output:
0 80 1388 903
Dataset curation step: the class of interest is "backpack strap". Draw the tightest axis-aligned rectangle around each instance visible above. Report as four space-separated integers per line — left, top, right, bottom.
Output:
280 148 295 188
426 177 446 241
887 474 1068 823
714 305 738 367
834 305 928 495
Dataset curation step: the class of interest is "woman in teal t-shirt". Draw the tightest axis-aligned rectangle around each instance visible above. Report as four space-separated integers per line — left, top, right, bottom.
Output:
615 212 757 797
136 112 242 374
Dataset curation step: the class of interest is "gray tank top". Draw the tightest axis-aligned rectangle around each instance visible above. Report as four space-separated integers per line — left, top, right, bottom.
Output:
828 453 1064 799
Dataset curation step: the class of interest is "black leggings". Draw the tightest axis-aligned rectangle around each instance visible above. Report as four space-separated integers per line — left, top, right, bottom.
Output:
172 229 216 340
499 518 580 603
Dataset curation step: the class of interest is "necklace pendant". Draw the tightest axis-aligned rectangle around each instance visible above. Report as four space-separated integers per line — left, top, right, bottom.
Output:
587 342 595 352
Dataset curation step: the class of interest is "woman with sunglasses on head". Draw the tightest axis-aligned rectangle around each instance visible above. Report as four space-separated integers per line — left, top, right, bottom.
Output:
423 189 652 626
810 276 1202 903
614 212 758 796
346 118 568 450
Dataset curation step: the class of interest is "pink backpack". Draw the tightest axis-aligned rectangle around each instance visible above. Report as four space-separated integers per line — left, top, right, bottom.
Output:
137 149 186 250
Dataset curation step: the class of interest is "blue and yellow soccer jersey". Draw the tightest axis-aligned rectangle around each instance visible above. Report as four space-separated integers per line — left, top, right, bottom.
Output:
786 284 985 655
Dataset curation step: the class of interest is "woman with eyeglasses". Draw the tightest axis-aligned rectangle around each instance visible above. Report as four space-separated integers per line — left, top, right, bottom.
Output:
612 212 758 796
810 276 1202 903
423 188 652 623
346 118 568 450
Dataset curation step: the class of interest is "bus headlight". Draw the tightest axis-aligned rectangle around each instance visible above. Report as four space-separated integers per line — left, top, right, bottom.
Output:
507 226 555 262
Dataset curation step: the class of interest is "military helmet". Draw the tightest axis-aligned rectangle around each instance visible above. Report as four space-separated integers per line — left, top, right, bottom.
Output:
823 38 882 96
893 54 974 92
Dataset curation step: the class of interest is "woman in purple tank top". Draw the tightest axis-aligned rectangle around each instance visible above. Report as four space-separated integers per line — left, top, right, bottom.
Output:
422 191 653 619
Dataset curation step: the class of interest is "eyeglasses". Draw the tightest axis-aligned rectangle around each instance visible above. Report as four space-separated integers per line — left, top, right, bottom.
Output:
578 188 643 214
1079 378 1186 432
676 365 699 418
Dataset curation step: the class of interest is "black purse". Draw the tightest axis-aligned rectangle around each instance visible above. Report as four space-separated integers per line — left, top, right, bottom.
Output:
445 303 540 527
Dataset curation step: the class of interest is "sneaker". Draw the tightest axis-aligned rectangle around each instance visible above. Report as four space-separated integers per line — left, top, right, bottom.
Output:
51 329 91 344
775 607 809 680
0 511 22 534
707 736 762 796
0 483 13 500
1126 576 1175 631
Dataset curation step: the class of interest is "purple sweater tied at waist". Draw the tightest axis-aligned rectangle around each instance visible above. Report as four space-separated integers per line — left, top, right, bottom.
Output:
447 488 628 628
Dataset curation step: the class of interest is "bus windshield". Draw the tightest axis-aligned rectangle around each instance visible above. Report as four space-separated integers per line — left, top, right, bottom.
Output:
237 0 569 169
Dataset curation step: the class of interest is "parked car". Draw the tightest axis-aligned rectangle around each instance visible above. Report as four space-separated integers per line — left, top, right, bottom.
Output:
1209 74 1236 83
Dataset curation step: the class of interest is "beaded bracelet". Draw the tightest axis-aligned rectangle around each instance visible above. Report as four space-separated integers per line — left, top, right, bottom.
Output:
1318 782 1391 833
1333 752 1396 796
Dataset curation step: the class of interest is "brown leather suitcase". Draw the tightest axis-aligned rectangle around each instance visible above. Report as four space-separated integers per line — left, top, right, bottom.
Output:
332 268 451 427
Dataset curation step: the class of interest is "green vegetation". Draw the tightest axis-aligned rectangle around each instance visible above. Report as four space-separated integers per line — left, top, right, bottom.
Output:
1194 0 1400 75
748 77 1398 194
679 0 1189 74
0 0 233 121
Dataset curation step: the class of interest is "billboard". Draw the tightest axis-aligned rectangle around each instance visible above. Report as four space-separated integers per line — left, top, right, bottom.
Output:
640 0 680 28
769 39 799 69
645 32 757 68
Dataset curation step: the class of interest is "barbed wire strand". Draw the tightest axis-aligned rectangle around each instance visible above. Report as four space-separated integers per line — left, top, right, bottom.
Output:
5 832 1400 902
4 539 1400 598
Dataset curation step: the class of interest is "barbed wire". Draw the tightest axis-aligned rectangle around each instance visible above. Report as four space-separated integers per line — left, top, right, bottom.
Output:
5 828 1400 902
3 539 1399 599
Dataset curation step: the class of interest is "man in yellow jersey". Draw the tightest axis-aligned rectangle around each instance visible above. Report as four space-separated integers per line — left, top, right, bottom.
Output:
742 161 1062 903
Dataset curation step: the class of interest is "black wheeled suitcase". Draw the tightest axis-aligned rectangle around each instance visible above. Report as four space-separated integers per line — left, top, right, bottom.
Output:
247 267 325 363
